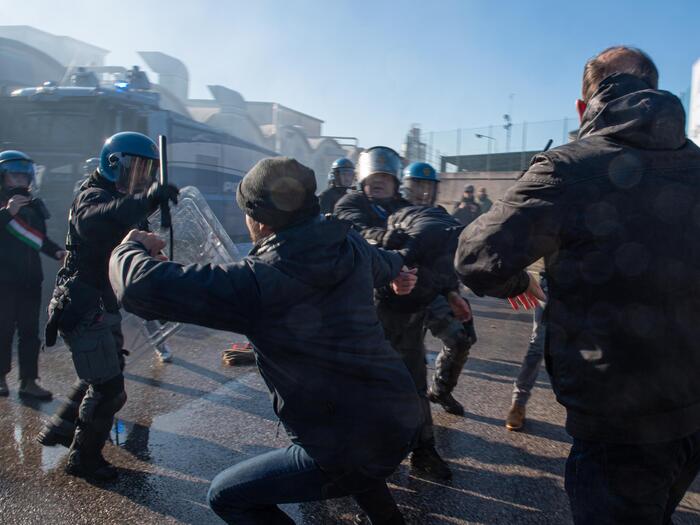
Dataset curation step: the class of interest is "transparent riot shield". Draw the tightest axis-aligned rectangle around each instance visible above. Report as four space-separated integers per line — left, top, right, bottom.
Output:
121 186 242 358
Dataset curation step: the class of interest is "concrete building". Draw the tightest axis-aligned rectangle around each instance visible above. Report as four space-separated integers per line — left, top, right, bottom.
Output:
689 58 700 145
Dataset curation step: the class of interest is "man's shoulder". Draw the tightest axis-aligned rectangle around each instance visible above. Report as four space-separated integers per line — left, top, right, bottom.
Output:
75 185 114 206
335 190 366 206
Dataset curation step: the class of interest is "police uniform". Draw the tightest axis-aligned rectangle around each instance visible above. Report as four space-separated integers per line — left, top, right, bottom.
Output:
39 132 176 480
335 150 452 480
0 187 62 393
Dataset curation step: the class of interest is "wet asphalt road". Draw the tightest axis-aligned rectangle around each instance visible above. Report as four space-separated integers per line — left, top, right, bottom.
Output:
1 295 698 524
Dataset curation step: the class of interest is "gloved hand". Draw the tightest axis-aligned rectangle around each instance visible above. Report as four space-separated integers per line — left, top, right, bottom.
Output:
145 182 179 211
381 229 411 250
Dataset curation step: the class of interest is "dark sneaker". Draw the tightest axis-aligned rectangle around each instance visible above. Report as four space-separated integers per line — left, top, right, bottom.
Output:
428 387 465 416
19 379 53 400
37 427 73 448
410 446 452 480
65 452 119 482
505 403 526 431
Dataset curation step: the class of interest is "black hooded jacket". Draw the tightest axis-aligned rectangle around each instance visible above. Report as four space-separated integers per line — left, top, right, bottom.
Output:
60 172 154 312
0 189 63 289
109 217 422 479
455 73 700 444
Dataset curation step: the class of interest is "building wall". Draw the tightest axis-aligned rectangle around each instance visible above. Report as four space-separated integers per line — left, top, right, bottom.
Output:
689 58 700 144
437 171 520 210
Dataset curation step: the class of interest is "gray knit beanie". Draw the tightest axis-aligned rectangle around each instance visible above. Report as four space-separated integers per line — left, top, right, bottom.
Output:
236 157 320 230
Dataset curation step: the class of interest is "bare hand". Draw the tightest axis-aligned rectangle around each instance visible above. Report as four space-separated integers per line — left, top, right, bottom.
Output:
122 229 167 257
391 266 418 296
6 195 30 216
54 250 67 262
507 273 545 311
447 291 472 322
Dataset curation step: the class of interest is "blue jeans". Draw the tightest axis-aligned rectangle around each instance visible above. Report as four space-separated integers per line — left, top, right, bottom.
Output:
565 429 700 524
207 445 401 524
512 274 547 406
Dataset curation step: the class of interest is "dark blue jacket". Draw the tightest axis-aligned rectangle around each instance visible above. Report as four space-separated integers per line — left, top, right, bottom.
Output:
109 217 421 479
455 73 700 444
0 190 63 289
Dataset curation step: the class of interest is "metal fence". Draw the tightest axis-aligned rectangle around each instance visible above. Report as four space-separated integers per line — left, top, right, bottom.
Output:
422 118 576 169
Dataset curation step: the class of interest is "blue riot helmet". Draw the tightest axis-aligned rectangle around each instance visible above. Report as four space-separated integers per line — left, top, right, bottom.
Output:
402 162 440 206
99 132 160 195
357 146 402 199
328 157 355 188
0 150 36 190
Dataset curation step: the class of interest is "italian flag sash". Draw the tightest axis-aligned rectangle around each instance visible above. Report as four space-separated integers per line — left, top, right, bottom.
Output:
5 216 44 250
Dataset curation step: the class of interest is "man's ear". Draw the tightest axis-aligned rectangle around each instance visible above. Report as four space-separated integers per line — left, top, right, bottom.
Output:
576 99 587 122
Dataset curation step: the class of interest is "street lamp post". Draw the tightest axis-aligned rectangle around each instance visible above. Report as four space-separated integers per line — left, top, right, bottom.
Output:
475 133 497 171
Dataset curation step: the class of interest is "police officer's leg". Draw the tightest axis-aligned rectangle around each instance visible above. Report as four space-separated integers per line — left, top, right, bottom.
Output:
64 313 125 480
16 286 52 399
0 287 18 395
428 316 476 416
38 378 89 447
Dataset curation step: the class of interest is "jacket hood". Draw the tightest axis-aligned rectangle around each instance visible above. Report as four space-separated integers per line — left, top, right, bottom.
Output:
251 216 356 288
578 73 686 150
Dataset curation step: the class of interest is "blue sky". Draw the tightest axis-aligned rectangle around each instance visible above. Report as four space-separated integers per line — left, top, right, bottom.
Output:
1 0 698 150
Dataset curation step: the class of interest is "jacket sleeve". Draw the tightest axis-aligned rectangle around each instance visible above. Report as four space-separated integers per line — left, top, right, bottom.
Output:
454 155 564 298
75 189 152 240
0 208 12 228
109 241 261 334
41 236 64 259
370 246 403 288
334 195 386 245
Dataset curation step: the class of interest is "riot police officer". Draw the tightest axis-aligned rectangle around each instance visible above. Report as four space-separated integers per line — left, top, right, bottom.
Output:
319 157 355 214
37 132 178 480
0 150 65 399
335 148 454 480
402 162 478 416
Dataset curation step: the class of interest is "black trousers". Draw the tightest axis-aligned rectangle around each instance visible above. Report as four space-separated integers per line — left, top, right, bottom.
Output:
565 429 700 525
0 286 41 380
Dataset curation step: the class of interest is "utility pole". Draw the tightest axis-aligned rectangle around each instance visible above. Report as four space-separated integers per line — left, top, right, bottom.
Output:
503 93 514 152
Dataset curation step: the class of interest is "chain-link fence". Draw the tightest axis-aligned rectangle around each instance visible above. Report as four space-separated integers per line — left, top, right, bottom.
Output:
422 118 576 170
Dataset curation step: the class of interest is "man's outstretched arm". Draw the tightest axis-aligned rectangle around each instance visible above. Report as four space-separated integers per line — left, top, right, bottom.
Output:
455 155 563 299
109 231 260 334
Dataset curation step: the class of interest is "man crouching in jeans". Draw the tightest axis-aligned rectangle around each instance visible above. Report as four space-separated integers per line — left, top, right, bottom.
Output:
109 157 423 524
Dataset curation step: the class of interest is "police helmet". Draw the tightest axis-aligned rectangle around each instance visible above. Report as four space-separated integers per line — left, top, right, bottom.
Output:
99 132 160 194
356 146 402 187
328 157 355 187
402 162 440 206
403 162 439 183
0 150 36 187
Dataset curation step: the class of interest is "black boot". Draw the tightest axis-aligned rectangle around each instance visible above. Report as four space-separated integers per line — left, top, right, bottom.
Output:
65 417 118 482
427 387 465 416
38 380 88 448
410 444 452 481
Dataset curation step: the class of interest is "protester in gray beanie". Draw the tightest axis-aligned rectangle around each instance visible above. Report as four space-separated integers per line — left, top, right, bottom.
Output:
236 157 320 230
110 155 421 524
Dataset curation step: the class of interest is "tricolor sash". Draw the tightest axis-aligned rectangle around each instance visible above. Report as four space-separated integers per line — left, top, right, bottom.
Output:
5 216 44 250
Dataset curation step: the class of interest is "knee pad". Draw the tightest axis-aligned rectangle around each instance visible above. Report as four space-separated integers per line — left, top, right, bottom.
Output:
93 374 127 419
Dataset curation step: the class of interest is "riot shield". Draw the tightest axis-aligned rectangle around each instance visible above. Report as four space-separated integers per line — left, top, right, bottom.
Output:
121 186 243 358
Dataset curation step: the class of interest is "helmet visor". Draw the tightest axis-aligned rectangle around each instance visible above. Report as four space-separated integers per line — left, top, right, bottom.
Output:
117 154 159 194
405 179 437 206
0 160 35 188
335 168 355 188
